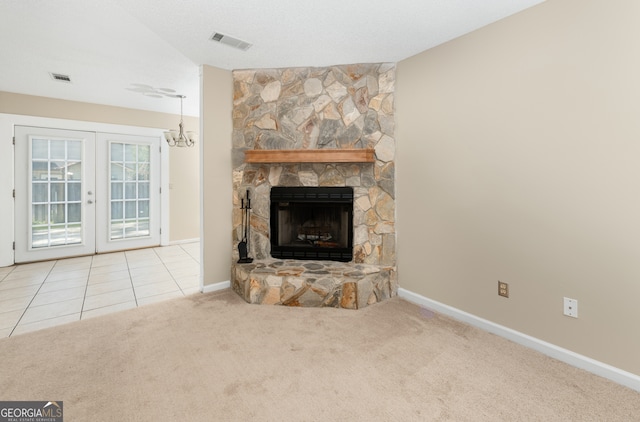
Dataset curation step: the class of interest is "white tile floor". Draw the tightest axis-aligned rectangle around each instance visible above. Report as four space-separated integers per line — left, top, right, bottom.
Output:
0 242 201 338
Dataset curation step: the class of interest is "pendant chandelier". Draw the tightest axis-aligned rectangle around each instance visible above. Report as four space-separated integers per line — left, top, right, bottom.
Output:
164 95 196 147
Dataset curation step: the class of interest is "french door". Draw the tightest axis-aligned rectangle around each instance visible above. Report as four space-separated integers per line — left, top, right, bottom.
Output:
14 126 161 263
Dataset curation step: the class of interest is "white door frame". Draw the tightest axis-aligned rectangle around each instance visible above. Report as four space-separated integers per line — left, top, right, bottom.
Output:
0 114 170 266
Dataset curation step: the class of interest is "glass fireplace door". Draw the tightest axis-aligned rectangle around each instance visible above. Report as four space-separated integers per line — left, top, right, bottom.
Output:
270 186 353 262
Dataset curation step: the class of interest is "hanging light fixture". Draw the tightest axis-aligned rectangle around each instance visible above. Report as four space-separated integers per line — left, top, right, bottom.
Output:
164 95 196 147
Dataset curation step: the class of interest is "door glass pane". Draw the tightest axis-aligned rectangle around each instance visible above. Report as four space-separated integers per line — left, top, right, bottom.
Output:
50 140 66 160
68 142 82 160
111 222 124 240
32 139 48 159
32 183 48 203
109 141 153 240
138 182 149 199
124 163 136 181
111 182 123 200
125 201 136 218
138 200 149 218
125 223 138 238
67 224 82 245
138 220 150 237
32 162 48 180
125 144 137 161
68 183 81 201
51 204 65 224
32 205 48 225
138 163 150 180
125 182 136 199
50 161 65 180
111 163 124 181
50 224 67 246
138 145 150 162
67 162 81 180
68 204 81 223
50 183 65 202
30 138 83 249
111 143 123 161
32 226 49 248
111 201 123 220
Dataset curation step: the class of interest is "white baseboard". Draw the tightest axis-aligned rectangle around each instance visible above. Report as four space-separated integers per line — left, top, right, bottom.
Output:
201 280 231 294
398 288 640 393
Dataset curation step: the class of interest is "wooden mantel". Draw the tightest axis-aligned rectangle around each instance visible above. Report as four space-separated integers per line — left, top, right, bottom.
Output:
244 148 375 163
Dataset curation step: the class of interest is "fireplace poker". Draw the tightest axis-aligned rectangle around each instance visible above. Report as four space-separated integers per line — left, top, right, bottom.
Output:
237 189 253 263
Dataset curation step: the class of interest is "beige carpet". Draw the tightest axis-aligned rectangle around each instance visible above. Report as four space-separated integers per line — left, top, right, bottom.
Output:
0 289 638 421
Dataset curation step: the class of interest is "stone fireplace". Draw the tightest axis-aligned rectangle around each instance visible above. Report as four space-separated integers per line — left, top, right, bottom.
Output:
231 63 397 309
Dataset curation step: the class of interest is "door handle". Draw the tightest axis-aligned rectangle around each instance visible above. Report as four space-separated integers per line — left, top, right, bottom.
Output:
87 200 94 204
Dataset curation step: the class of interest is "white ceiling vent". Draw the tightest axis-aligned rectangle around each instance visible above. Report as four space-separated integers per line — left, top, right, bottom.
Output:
49 72 72 83
210 32 252 51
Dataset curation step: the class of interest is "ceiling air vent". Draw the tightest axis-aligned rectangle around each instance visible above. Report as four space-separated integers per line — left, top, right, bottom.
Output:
210 32 252 51
49 72 72 83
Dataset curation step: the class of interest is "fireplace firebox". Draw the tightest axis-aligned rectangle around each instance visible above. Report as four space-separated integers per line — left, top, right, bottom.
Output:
270 187 353 262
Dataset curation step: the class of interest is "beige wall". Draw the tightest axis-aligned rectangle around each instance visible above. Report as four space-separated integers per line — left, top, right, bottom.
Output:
168 147 200 241
396 0 640 376
0 91 200 242
200 65 233 285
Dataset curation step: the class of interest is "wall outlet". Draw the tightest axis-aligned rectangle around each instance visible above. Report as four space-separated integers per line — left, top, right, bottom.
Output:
563 297 578 318
498 281 509 298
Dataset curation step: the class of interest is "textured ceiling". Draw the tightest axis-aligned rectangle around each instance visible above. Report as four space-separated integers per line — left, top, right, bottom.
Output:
0 0 545 117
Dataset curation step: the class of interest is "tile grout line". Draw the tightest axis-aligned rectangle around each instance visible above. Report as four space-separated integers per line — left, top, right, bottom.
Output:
0 265 18 283
178 243 200 263
152 247 187 296
9 260 59 337
182 242 201 292
78 255 94 320
176 243 200 295
123 251 140 308
179 243 200 264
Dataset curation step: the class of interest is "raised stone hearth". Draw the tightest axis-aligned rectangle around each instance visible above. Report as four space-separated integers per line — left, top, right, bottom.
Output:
232 259 396 309
231 63 397 309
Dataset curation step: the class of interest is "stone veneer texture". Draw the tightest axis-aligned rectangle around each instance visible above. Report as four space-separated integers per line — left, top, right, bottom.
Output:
231 63 397 307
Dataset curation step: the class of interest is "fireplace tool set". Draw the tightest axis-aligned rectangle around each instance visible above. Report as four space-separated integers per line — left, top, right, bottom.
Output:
237 189 253 263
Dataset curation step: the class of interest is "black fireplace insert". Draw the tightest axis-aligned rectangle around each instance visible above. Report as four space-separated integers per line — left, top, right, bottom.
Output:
270 186 353 262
